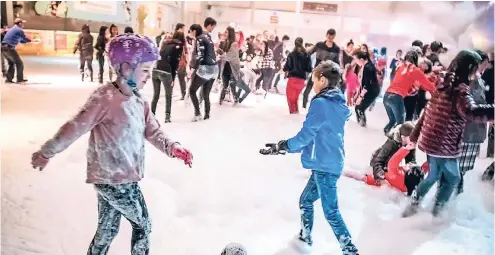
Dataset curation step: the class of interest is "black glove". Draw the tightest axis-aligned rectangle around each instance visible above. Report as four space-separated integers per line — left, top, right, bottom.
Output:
260 140 288 155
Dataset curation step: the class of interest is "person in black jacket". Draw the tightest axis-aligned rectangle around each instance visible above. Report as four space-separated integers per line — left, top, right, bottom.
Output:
94 26 108 84
283 37 312 114
370 122 416 180
189 18 218 122
354 51 380 127
74 24 94 82
151 31 184 123
482 58 494 158
1 23 7 77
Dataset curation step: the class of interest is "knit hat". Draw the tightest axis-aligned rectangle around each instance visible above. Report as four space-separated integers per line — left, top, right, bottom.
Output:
220 243 247 255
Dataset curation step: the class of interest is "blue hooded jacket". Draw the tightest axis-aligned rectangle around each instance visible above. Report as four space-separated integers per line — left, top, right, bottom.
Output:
287 87 350 174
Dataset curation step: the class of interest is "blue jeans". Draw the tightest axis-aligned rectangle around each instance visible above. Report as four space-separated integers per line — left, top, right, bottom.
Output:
383 92 405 133
299 171 357 252
412 155 461 214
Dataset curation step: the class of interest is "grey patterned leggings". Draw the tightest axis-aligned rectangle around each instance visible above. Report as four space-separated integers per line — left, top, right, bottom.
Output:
87 183 151 255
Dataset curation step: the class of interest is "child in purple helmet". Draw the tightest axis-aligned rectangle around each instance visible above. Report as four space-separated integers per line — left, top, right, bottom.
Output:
31 34 193 254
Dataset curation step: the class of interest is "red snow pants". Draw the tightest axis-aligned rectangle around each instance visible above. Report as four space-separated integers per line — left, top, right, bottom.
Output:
286 77 306 114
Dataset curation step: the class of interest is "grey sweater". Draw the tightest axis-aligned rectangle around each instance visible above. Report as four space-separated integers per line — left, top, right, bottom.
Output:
219 41 241 82
463 76 488 143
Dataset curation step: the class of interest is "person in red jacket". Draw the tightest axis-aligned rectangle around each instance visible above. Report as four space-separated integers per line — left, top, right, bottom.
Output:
344 145 429 196
403 50 495 218
383 49 437 134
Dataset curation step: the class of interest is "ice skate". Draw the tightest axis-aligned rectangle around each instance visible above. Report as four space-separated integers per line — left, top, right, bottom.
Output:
192 115 202 122
402 202 419 218
290 234 312 254
164 114 171 123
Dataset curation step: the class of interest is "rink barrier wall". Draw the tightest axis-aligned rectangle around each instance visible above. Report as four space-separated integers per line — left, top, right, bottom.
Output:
16 29 98 56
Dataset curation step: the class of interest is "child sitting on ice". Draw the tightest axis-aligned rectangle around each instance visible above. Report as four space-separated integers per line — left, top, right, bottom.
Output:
31 34 193 254
344 145 429 196
370 122 417 180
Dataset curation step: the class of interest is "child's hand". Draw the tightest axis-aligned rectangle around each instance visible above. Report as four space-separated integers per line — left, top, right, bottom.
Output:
31 151 49 171
172 145 193 168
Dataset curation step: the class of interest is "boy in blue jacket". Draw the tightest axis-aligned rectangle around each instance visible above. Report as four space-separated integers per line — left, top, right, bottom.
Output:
260 60 358 254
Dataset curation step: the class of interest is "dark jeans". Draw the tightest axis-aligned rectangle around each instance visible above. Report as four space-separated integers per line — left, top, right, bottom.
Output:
151 70 173 116
273 73 281 89
1 51 6 77
189 74 214 116
87 183 151 255
404 94 418 121
80 56 93 80
97 53 105 84
2 45 24 82
299 171 357 253
302 78 314 108
415 89 427 118
355 92 379 125
220 62 238 103
255 68 274 91
383 92 405 133
488 124 494 157
177 67 187 98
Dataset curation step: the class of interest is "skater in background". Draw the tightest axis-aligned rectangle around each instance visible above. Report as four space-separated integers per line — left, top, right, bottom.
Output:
2 18 31 83
175 23 189 100
403 50 494 218
218 26 241 105
283 37 312 114
389 49 403 82
1 23 8 78
107 24 119 81
413 58 435 120
30 34 193 254
344 62 359 106
188 18 218 122
354 51 380 127
271 35 290 93
260 61 358 254
456 50 490 195
151 31 185 123
74 24 94 82
482 55 494 158
382 49 435 134
94 25 108 85
255 40 275 96
303 28 340 108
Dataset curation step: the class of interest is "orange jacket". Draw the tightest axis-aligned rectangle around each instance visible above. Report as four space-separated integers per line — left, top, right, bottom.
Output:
364 147 410 192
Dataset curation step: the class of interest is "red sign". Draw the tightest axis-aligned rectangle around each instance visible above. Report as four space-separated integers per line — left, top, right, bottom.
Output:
270 13 279 24
54 33 67 50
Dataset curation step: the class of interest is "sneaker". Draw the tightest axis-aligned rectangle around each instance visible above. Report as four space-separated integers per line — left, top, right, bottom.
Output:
290 235 312 254
359 119 367 127
16 79 28 83
402 203 419 218
164 115 171 123
5 79 14 83
203 114 210 120
192 115 202 122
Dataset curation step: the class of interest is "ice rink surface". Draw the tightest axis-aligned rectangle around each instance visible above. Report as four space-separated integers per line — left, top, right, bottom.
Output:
1 57 493 255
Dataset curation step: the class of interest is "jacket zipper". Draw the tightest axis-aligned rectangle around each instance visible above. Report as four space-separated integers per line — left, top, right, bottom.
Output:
311 141 316 160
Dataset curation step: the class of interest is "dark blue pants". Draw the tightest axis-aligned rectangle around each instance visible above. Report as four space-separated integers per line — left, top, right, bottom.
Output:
383 92 405 133
299 171 357 253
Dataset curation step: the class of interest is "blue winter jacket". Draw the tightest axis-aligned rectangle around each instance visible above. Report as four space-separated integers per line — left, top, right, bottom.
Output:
287 87 350 174
2 25 30 47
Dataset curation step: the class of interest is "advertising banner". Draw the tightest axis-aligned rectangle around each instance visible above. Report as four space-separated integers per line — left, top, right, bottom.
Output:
34 1 135 25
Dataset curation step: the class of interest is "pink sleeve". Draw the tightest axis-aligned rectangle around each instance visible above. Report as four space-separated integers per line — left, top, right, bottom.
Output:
40 90 108 158
144 102 178 157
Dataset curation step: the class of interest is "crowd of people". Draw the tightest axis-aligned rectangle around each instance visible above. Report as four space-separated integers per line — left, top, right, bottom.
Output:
22 14 495 255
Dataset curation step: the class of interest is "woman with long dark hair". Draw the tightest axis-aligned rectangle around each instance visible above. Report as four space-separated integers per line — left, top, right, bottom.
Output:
218 26 248 105
255 40 275 96
94 25 108 84
74 24 94 82
151 31 185 123
403 50 494 218
283 37 312 114
382 49 435 134
389 49 403 82
107 24 118 81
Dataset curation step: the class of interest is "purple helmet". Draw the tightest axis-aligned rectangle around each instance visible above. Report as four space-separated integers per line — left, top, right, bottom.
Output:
107 34 159 70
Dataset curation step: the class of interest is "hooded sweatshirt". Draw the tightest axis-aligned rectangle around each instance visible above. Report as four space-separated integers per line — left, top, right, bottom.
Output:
287 87 350 174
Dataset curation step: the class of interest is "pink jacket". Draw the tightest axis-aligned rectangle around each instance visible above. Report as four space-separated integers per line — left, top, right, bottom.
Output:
40 83 178 184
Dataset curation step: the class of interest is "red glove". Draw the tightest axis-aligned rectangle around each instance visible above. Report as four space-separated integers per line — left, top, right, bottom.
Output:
31 151 49 171
172 145 193 168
